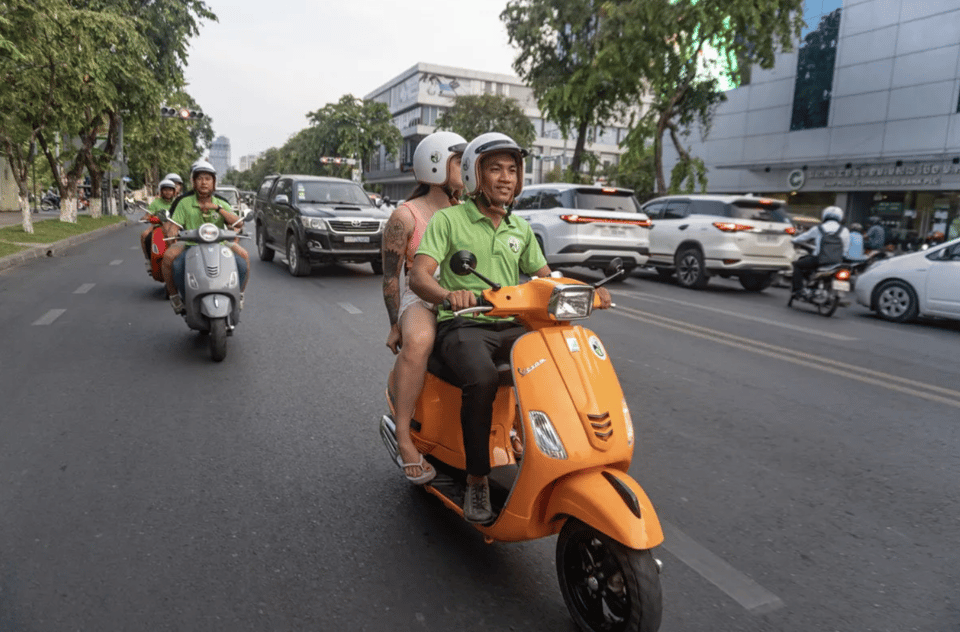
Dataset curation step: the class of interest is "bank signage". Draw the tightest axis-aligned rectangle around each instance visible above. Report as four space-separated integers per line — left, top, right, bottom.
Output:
767 159 960 192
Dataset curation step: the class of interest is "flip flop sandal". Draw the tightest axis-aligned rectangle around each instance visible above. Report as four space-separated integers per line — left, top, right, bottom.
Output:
396 453 436 485
510 429 524 461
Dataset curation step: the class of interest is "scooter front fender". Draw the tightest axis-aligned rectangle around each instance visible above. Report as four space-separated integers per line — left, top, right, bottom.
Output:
546 468 663 550
199 294 232 318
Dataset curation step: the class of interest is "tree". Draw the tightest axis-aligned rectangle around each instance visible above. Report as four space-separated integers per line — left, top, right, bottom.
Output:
306 95 401 179
501 0 632 176
434 94 536 149
605 0 804 193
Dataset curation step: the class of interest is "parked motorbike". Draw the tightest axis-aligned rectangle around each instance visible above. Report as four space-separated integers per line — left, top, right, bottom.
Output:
787 243 852 317
379 252 664 632
40 190 60 211
166 213 250 362
139 215 168 283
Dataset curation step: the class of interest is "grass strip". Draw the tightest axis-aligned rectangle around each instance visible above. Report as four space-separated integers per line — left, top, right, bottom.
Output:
0 215 126 245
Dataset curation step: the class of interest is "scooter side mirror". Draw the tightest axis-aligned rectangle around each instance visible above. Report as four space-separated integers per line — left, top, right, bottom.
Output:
450 250 477 276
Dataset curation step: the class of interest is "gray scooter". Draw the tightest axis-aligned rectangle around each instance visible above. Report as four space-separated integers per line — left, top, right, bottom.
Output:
166 212 251 361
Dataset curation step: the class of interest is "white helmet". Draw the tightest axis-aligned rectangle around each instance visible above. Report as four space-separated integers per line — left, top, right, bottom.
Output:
190 159 216 181
164 172 183 185
821 206 843 222
413 131 467 186
158 179 176 191
460 132 528 198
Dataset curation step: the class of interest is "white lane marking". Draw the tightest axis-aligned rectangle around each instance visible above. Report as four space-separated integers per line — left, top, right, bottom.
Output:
611 289 856 341
74 283 95 294
616 306 960 408
33 309 66 326
338 303 362 315
661 520 784 613
109 260 123 266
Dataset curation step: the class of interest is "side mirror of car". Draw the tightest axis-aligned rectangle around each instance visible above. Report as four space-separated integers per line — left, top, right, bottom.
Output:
273 194 290 206
450 250 477 276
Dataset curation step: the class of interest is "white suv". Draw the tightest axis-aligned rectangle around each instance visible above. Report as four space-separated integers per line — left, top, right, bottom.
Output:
641 194 796 291
513 184 651 274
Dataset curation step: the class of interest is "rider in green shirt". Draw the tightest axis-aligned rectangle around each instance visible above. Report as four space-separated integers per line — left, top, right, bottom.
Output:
140 179 176 263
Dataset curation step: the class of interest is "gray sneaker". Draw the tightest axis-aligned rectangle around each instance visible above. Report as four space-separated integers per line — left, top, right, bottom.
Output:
463 477 495 524
169 294 185 315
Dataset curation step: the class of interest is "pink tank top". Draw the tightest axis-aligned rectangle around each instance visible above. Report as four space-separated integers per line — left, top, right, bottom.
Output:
401 199 431 270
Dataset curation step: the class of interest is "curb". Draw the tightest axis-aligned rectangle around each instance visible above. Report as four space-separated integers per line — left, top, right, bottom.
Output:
0 219 131 272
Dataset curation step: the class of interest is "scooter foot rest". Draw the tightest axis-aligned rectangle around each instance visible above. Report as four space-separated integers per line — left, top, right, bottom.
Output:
424 456 512 519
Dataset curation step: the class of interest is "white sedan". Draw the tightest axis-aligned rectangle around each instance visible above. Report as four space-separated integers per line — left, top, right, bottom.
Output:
854 238 960 322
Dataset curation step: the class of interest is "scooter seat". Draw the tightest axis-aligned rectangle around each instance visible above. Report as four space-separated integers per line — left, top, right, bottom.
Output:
427 353 514 388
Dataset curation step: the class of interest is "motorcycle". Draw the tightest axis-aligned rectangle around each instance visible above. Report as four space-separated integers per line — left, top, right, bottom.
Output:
787 243 852 317
139 214 168 283
166 213 250 362
379 252 664 632
40 189 60 211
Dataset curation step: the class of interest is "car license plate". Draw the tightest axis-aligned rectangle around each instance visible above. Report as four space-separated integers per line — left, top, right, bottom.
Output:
344 236 370 243
834 280 850 292
757 234 779 243
600 225 627 236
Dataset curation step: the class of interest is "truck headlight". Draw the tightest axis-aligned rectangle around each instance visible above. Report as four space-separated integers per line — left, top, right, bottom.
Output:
301 217 327 231
548 284 594 320
529 410 567 459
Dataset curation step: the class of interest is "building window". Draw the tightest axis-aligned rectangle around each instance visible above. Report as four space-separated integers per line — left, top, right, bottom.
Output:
790 5 842 131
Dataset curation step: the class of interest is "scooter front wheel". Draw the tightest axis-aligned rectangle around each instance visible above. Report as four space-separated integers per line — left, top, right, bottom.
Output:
557 518 662 632
209 317 227 362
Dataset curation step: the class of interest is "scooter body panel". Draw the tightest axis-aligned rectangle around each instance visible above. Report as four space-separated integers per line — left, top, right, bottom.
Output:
149 223 166 282
181 243 242 331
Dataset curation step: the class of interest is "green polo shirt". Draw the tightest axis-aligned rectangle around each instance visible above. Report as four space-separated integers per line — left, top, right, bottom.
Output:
170 193 234 245
417 199 547 323
147 197 172 218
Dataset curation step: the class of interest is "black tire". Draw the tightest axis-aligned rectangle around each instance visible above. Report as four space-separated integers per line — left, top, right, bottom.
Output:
674 247 708 289
371 258 383 275
557 518 663 632
536 235 547 258
874 279 918 323
655 268 674 282
816 290 840 317
739 272 774 292
256 224 274 262
209 318 227 362
286 234 309 277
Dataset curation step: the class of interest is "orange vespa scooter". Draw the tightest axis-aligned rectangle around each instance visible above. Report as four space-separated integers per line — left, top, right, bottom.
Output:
380 252 664 632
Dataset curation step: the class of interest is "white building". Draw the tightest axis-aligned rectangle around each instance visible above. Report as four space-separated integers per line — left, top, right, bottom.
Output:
238 153 260 172
209 136 232 177
665 0 960 240
364 62 632 201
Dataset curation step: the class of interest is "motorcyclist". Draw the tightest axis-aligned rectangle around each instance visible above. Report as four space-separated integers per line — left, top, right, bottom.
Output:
410 132 612 524
791 205 850 298
164 172 184 197
161 160 249 314
140 179 176 263
948 214 960 241
863 216 886 254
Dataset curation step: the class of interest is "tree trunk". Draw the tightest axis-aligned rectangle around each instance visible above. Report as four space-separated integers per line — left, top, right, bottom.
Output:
654 115 668 194
18 194 33 234
570 116 591 178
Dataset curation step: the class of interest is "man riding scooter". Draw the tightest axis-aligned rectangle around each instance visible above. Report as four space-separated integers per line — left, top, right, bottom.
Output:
162 160 250 314
791 205 850 300
410 132 612 524
140 178 177 265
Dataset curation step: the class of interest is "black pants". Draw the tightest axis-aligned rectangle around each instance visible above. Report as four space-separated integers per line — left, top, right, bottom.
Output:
792 255 820 292
435 318 525 477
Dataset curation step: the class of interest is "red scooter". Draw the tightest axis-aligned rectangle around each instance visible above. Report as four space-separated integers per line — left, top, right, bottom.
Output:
140 215 167 283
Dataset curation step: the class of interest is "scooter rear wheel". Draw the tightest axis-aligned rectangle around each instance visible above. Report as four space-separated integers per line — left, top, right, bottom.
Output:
557 518 662 632
817 291 839 317
209 318 227 362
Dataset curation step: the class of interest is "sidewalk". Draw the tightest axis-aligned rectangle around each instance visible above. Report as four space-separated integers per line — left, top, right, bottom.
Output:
0 211 131 272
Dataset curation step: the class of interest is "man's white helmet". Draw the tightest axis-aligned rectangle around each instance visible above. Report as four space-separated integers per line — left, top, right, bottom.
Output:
460 132 528 198
821 206 843 222
158 179 176 191
190 159 216 181
164 172 183 185
413 131 467 186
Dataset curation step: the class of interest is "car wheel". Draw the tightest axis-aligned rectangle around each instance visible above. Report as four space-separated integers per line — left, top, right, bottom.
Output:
286 235 309 277
739 272 774 292
874 280 918 323
535 235 546 258
675 247 709 289
371 258 383 275
256 223 274 262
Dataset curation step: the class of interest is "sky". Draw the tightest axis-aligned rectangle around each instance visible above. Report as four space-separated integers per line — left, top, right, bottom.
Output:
183 0 519 168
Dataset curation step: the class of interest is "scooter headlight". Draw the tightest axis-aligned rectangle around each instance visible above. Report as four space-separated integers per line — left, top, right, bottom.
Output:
548 284 594 320
198 222 220 243
622 398 634 446
529 410 567 459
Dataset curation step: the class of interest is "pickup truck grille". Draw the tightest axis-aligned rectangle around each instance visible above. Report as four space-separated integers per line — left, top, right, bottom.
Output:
328 220 381 234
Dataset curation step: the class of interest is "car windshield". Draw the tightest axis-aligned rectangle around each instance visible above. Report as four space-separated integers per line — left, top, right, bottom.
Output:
574 189 641 213
215 189 239 206
730 200 790 223
297 182 372 207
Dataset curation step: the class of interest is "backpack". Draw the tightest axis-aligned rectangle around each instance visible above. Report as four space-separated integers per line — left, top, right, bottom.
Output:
817 224 844 265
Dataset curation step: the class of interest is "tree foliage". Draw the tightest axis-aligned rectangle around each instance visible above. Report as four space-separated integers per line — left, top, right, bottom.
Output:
435 94 536 149
501 0 631 175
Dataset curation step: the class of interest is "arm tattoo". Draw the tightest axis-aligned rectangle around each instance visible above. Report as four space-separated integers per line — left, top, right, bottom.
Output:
381 213 410 326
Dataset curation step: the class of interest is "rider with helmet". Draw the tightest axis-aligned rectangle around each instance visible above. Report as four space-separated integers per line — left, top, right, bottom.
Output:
382 131 466 485
140 179 177 263
163 172 184 197
410 132 612 523
791 205 850 298
161 160 249 314
864 215 887 254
